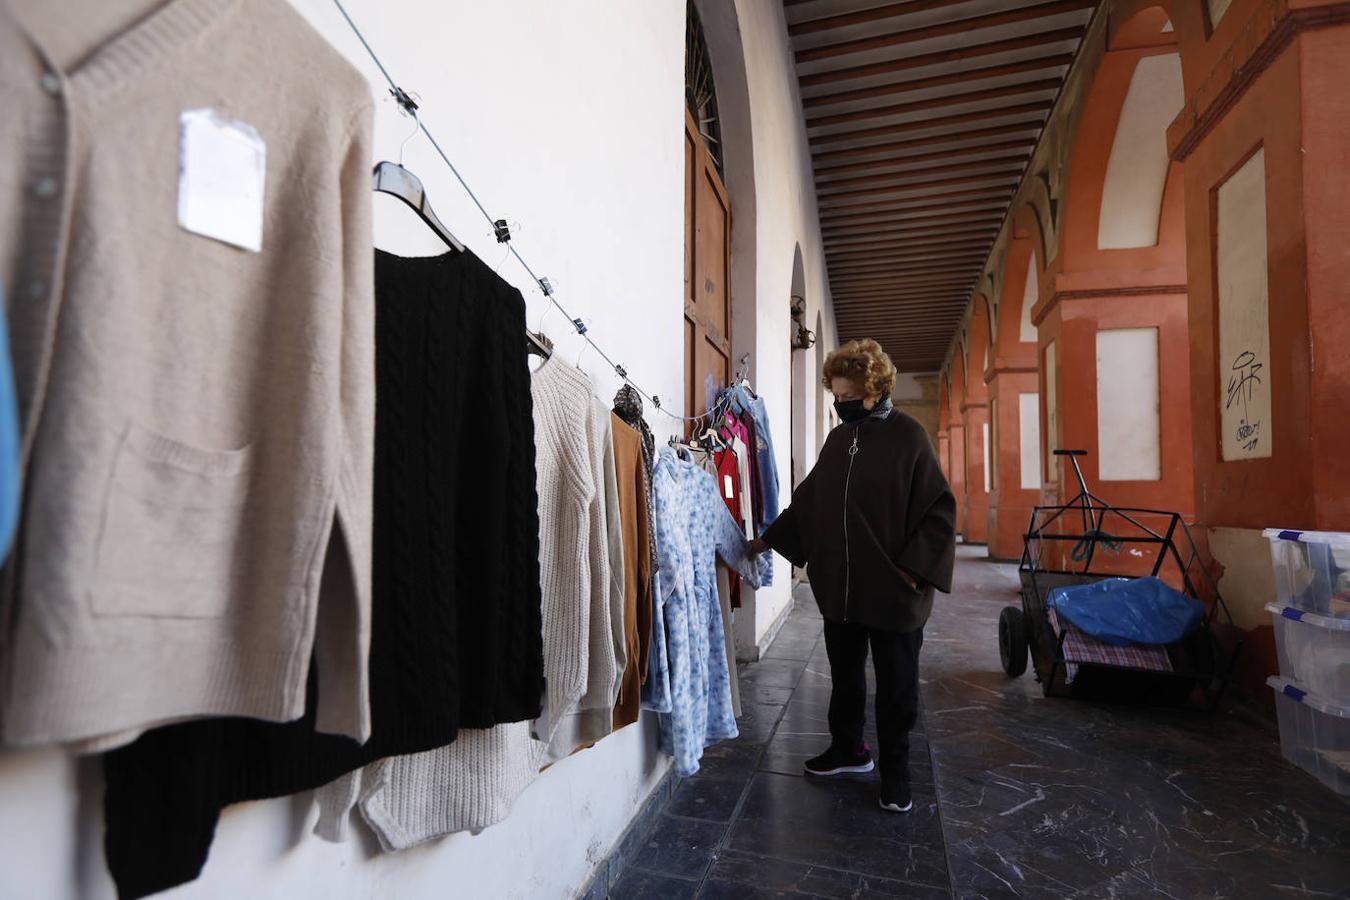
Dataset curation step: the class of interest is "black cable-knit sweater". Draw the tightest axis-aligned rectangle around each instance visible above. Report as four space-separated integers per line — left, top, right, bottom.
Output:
103 250 546 899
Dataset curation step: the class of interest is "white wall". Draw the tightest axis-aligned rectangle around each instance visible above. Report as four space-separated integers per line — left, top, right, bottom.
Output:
1 1 841 897
726 0 839 653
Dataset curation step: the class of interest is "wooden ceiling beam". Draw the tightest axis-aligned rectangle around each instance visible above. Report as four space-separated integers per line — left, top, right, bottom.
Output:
826 219 999 239
814 120 1044 165
797 0 1096 64
804 53 1076 110
808 78 1063 130
826 234 999 255
842 334 965 343
823 215 1004 240
831 315 972 325
828 233 995 257
833 273 979 289
857 337 964 346
836 289 972 302
836 283 977 297
831 241 993 261
799 26 1087 89
835 289 973 302
831 266 984 282
836 299 972 311
820 168 1022 202
813 101 1054 147
815 139 1036 179
828 229 998 256
789 0 978 36
832 257 988 272
830 257 985 274
818 158 1028 195
826 244 988 261
848 322 966 329
821 191 1013 222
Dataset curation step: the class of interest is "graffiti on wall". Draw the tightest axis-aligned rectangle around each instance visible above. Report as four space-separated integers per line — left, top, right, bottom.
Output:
1216 148 1273 461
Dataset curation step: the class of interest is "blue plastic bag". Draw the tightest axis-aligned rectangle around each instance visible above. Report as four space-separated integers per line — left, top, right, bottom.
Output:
1046 577 1204 646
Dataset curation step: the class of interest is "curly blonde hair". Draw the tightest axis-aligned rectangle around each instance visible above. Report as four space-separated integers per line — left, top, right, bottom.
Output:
822 339 897 400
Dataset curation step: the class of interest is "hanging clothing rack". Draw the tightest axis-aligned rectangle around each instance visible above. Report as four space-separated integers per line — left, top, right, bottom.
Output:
333 0 715 424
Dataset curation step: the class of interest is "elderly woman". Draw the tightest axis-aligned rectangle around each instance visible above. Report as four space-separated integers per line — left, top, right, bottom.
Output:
750 339 956 813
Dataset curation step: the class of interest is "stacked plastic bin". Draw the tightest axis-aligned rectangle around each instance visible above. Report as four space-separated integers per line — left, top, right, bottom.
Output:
1263 529 1350 795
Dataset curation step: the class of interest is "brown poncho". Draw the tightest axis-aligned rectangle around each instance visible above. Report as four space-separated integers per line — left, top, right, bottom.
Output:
763 408 956 633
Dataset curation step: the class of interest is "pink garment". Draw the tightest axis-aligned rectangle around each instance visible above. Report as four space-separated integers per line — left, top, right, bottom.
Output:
720 416 756 528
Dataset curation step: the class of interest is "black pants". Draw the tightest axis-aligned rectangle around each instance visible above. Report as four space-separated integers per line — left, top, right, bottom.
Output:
823 619 923 787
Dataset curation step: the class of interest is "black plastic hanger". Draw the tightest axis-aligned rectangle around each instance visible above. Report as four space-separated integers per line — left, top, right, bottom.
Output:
372 108 465 253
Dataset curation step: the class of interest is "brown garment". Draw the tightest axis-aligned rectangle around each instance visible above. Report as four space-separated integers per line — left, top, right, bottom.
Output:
610 414 653 728
763 409 956 633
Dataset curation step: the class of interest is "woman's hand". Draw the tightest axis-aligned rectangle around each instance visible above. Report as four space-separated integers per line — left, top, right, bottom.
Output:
748 537 769 556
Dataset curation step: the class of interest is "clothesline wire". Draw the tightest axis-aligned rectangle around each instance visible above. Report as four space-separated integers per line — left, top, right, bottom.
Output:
333 0 729 426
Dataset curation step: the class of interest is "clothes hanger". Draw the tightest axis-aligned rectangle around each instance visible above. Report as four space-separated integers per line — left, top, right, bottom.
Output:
372 106 466 253
526 330 553 359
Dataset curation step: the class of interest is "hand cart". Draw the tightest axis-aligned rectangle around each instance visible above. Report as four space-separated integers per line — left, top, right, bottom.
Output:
999 450 1243 710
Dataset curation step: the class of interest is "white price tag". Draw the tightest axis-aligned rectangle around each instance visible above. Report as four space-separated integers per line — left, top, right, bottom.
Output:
177 109 266 252
723 474 734 499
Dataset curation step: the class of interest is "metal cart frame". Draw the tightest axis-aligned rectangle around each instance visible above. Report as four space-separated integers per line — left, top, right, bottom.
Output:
999 450 1243 711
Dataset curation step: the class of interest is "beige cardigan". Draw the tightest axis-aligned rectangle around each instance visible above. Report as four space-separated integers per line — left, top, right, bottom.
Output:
0 0 375 747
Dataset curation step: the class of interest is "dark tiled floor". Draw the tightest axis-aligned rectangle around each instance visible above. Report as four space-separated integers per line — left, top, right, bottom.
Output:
610 548 1350 899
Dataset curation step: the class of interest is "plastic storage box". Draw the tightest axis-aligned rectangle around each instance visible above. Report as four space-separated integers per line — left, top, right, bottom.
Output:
1267 677 1350 795
1263 530 1350 618
1267 604 1350 704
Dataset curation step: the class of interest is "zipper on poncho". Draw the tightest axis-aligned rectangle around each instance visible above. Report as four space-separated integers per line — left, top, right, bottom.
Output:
842 426 859 621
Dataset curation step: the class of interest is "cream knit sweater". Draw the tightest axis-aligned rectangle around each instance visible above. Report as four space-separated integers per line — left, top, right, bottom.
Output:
315 356 625 843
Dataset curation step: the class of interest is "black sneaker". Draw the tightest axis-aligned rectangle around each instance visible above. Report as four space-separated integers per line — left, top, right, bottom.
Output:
804 743 874 776
878 783 913 813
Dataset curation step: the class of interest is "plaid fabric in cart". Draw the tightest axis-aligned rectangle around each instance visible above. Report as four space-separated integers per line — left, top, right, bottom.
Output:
1048 608 1172 684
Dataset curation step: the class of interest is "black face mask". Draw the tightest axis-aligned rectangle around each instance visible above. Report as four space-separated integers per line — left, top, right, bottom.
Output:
834 398 870 424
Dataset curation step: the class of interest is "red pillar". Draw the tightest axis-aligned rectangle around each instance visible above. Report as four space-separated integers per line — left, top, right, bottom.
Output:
960 301 992 545
948 360 968 538
986 214 1046 560
1034 29 1195 520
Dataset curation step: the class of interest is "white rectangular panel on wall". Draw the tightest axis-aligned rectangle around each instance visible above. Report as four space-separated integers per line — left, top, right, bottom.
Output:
1019 252 1039 343
983 422 991 493
1095 328 1161 481
1216 148 1273 461
1019 393 1042 490
1044 341 1058 482
990 398 999 484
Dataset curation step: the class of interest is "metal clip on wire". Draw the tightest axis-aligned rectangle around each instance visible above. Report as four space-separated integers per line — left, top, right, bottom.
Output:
493 219 512 243
389 85 419 114
572 318 588 335
614 365 627 379
538 277 553 296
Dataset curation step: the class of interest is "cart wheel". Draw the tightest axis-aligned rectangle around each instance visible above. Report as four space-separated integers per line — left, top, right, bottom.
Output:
999 606 1029 677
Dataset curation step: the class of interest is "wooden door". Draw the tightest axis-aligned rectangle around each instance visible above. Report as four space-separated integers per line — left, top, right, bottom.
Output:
684 108 732 427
